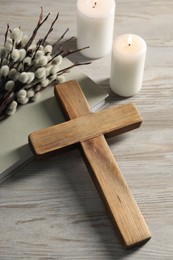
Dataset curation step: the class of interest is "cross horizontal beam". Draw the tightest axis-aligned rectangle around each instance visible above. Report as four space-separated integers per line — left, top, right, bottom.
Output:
29 104 142 156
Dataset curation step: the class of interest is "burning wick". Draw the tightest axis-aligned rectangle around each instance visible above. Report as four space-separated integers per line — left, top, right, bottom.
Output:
128 35 132 47
92 2 97 8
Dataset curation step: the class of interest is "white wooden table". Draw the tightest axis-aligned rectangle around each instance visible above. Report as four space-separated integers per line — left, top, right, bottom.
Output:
0 0 173 259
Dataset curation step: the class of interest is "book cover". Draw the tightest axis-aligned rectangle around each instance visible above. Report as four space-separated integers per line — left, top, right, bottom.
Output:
0 58 108 183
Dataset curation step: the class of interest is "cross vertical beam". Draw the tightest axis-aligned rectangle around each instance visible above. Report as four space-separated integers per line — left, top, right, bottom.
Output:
55 80 151 248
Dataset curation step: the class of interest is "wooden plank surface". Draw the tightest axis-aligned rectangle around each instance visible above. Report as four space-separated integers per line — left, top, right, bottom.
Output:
0 0 173 259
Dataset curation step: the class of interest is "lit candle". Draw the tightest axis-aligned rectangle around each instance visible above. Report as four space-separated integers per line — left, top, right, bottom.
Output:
77 0 116 59
110 34 147 97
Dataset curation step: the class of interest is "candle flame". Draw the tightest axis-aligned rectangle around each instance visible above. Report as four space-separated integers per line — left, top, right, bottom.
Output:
128 35 132 46
92 1 97 8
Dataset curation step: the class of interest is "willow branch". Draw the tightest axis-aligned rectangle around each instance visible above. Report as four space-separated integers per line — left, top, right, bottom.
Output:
25 7 51 49
53 28 69 48
56 36 75 53
4 23 10 46
57 61 91 75
62 46 90 57
41 13 59 46
32 38 43 61
48 50 64 64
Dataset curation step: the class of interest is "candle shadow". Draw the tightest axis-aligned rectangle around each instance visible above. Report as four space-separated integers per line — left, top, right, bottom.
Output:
53 37 93 63
97 78 134 106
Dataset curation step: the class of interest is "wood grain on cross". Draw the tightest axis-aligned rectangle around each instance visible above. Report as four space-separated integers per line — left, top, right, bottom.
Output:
29 80 151 248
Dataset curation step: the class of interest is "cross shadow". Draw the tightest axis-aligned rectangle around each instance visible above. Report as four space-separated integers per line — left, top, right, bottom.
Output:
4 139 141 259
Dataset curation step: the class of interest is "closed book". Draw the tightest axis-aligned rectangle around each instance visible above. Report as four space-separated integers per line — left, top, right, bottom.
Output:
0 58 108 183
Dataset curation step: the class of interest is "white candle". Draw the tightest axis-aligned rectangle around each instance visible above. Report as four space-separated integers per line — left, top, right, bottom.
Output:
110 34 147 97
77 0 116 59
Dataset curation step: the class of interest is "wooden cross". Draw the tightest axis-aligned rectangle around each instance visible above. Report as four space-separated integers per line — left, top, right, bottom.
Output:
29 80 151 248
